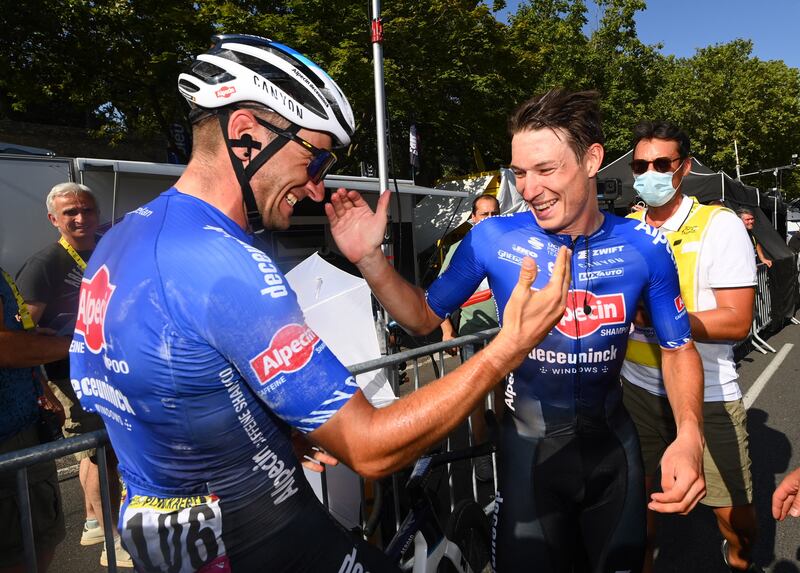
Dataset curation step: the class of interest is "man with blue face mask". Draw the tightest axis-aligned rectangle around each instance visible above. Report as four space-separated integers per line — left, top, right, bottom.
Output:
622 121 761 572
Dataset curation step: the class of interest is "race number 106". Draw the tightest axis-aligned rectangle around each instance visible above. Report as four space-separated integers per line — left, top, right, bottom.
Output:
121 496 229 572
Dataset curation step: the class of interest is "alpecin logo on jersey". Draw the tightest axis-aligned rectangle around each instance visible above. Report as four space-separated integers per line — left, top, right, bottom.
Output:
74 265 116 354
250 323 320 385
555 291 626 339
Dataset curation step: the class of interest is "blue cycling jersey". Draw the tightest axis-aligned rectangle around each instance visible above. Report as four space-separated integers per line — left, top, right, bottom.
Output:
67 189 392 571
427 210 691 437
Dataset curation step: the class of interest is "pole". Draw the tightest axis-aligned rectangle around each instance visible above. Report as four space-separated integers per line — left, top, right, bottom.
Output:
774 169 779 232
371 0 390 195
370 1 397 386
734 139 742 180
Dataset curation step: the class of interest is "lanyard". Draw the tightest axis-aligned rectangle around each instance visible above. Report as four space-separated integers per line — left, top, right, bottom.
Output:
1 270 35 330
59 236 87 271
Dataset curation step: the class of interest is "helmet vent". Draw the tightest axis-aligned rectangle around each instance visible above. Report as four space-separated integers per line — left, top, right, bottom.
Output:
191 61 234 85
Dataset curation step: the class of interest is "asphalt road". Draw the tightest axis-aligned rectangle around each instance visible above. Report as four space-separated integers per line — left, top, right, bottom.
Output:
46 326 800 572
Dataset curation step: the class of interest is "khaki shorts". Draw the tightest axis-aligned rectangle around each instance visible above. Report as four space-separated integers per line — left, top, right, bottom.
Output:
622 378 753 507
48 378 105 461
0 425 66 567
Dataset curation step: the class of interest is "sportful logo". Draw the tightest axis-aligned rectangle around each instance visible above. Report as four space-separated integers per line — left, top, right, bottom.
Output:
215 86 236 99
250 324 320 385
555 290 626 339
74 265 116 354
528 236 545 250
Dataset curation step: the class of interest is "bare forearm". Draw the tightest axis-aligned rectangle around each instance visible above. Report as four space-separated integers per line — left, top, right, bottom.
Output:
369 352 506 475
312 250 572 479
328 338 518 478
689 308 751 342
0 332 70 368
357 249 443 335
661 343 704 435
440 317 456 339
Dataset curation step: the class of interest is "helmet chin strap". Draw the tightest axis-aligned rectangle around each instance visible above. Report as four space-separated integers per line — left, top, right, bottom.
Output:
216 110 300 234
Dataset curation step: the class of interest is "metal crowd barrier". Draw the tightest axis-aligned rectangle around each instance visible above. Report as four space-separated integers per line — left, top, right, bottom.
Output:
747 262 778 354
0 430 117 573
0 330 499 573
6 255 799 571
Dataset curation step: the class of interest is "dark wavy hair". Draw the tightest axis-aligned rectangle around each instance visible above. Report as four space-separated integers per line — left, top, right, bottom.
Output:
631 121 691 159
508 89 604 161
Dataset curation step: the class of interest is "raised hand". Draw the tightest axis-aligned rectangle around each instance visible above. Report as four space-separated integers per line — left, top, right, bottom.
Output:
325 188 392 266
486 247 571 369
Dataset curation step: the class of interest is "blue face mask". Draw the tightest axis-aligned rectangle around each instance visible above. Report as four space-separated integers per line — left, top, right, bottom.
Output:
633 170 681 207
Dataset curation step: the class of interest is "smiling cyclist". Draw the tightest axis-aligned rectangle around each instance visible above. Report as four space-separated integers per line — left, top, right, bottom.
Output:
68 35 572 572
325 89 707 573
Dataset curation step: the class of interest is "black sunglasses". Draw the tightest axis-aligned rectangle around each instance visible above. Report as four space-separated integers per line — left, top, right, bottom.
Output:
630 156 683 175
253 116 337 184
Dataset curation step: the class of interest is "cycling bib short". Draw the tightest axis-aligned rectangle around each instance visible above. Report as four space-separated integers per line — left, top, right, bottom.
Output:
427 210 691 572
69 188 399 572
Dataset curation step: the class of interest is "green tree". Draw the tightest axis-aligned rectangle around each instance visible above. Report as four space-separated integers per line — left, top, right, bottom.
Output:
585 0 666 159
649 40 800 197
507 0 591 94
1 0 213 159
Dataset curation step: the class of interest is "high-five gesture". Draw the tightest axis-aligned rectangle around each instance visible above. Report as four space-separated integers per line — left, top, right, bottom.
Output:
486 249 571 370
325 188 392 267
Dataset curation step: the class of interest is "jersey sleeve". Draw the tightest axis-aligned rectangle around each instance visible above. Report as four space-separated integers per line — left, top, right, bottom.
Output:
639 230 693 349
704 210 757 288
427 227 489 319
168 230 358 433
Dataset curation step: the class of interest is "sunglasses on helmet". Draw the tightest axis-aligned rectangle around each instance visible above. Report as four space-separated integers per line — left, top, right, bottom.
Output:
630 156 684 176
253 116 338 184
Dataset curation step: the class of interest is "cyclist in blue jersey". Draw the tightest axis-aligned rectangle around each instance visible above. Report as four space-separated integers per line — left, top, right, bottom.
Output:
326 89 707 572
68 35 572 573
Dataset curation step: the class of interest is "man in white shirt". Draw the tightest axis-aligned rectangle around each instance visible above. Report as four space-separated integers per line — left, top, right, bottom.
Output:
621 121 760 572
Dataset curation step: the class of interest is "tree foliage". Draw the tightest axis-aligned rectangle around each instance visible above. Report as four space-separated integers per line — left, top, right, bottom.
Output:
649 40 800 195
2 0 798 194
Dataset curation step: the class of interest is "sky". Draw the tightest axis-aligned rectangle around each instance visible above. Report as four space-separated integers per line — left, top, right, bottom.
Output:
501 0 800 69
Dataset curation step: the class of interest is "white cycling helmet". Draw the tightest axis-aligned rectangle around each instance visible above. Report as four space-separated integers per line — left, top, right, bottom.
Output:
179 34 355 147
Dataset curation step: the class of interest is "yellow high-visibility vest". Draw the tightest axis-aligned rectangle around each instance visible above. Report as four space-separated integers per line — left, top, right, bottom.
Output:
625 197 730 368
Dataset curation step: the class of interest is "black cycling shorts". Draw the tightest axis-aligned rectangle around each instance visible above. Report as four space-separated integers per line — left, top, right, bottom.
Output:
491 409 646 573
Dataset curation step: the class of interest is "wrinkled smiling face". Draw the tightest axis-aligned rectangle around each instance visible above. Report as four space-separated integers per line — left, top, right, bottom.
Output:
740 214 755 230
510 127 597 236
251 127 332 231
48 192 99 242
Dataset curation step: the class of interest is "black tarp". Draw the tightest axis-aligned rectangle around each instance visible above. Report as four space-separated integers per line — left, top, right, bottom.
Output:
599 151 798 328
